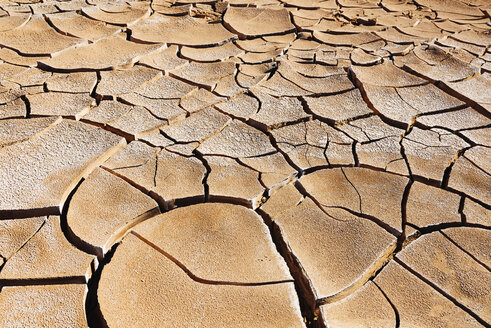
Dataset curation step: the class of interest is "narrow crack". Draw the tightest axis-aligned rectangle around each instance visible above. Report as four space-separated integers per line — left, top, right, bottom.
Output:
439 230 491 272
0 218 45 274
373 281 401 328
255 208 321 328
395 258 490 327
132 230 294 286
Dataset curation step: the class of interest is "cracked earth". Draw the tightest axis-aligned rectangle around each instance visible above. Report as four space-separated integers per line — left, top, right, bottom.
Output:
0 0 490 327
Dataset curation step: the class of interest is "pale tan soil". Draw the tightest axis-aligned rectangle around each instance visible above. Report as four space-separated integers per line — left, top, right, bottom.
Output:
0 0 490 327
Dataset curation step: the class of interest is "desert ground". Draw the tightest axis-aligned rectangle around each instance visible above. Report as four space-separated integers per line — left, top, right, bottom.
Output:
0 0 490 327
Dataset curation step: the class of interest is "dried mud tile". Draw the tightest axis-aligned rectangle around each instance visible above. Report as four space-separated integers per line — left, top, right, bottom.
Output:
7 67 51 87
417 107 490 131
171 61 236 90
240 152 297 189
206 156 264 206
276 62 354 95
257 70 318 97
67 167 158 257
164 142 200 157
460 126 490 148
433 19 469 33
215 92 257 120
1 4 32 14
0 116 60 148
135 74 196 99
337 115 402 143
272 120 354 168
119 92 186 122
29 3 59 15
321 280 396 328
45 71 97 94
160 107 231 144
135 203 292 282
235 38 282 53
102 141 160 169
283 0 332 9
82 4 150 26
463 198 490 226
0 284 88 328
0 216 45 260
39 36 164 71
81 100 133 126
0 98 26 119
287 61 345 77
276 197 397 300
249 91 309 131
396 83 465 114
0 119 125 215
406 182 461 229
375 27 428 44
351 61 427 87
153 149 206 202
403 128 469 181
448 146 491 204
0 16 83 56
47 11 121 41
0 62 28 81
313 31 381 47
224 7 295 37
0 48 45 67
403 49 480 82
446 73 491 110
417 0 483 17
109 105 167 139
0 216 94 281
236 72 267 89
197 120 276 158
437 37 486 57
300 168 407 231
138 45 188 72
305 88 372 122
130 14 235 46
0 13 30 32
0 86 21 105
239 62 275 77
357 136 407 175
98 233 303 328
370 261 484 327
263 32 296 44
96 65 162 97
444 227 490 268
213 74 247 97
261 183 304 219
398 231 491 321
180 42 244 62
180 88 224 114
55 0 89 11
153 3 191 15
381 0 417 11
27 92 95 120
290 39 321 51
338 0 379 8
350 48 382 65
412 43 452 65
398 21 447 40
362 84 418 124
451 30 491 48
382 42 413 56
238 49 282 65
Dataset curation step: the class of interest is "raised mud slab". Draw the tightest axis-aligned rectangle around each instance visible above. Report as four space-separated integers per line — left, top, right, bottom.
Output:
0 0 490 327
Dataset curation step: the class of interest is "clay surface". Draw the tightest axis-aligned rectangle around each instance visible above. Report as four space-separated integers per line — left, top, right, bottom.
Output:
0 1 489 327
